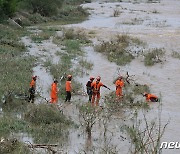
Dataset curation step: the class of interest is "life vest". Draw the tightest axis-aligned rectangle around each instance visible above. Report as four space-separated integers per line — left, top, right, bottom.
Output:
66 81 72 92
92 81 104 93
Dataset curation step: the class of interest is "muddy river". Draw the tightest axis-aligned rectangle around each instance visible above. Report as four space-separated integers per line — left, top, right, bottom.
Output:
21 0 180 153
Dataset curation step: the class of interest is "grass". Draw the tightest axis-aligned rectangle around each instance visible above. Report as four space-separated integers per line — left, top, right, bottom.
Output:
95 34 145 65
104 82 150 113
79 59 93 70
0 24 36 104
25 104 70 125
0 138 30 154
25 104 72 143
144 48 165 66
63 28 91 44
171 51 180 59
0 116 27 137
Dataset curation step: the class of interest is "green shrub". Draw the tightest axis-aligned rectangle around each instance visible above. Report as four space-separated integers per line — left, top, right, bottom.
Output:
24 0 63 16
0 116 27 137
144 48 165 66
95 35 137 66
0 0 18 20
25 104 70 125
0 138 30 154
171 51 180 59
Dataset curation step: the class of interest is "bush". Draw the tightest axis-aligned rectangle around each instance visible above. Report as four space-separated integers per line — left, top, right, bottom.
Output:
25 104 70 125
171 51 180 59
0 0 18 20
24 0 64 16
144 48 165 66
95 35 137 66
0 138 30 154
0 116 27 137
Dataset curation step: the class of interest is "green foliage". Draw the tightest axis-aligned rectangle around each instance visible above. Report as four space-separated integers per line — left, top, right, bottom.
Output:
24 0 64 16
63 28 91 44
25 104 71 125
25 104 72 143
0 0 18 19
0 116 27 137
0 24 35 103
79 59 93 70
132 84 150 95
0 138 30 154
57 5 89 24
144 48 165 66
95 35 137 66
171 51 180 59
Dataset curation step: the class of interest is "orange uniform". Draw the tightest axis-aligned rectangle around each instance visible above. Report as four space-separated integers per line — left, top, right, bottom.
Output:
145 93 158 102
50 83 58 104
115 79 124 97
30 79 36 88
91 81 104 106
66 81 72 92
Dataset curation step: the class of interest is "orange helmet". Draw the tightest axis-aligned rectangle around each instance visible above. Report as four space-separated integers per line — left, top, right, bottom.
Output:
90 76 95 80
67 74 72 78
96 76 101 81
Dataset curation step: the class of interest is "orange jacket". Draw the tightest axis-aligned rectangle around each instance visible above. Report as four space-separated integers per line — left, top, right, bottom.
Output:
51 83 58 98
30 80 36 88
91 81 104 93
115 79 124 89
146 94 158 101
66 81 72 92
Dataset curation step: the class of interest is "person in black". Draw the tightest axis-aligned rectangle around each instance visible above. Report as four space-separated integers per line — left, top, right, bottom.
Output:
28 76 37 103
86 77 95 102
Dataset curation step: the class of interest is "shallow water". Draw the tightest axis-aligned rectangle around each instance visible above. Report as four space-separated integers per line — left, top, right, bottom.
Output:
17 0 180 153
65 0 180 153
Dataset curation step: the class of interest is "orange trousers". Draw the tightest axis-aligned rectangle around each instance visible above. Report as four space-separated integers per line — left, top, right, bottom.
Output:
50 96 58 104
91 92 100 106
116 88 123 97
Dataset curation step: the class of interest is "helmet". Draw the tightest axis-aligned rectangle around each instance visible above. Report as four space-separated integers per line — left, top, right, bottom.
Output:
90 76 95 80
67 74 72 78
54 79 58 83
118 76 123 79
32 76 37 80
96 76 101 81
144 92 148 96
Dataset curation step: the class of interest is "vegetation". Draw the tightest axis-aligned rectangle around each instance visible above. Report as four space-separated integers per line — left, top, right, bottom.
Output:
144 48 165 66
104 81 150 114
0 25 35 104
95 34 145 65
171 51 180 59
0 138 30 154
125 105 168 154
79 103 101 138
25 104 72 143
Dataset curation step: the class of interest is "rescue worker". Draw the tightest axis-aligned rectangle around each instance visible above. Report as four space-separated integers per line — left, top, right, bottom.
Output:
50 80 58 104
115 76 124 99
28 76 37 103
91 76 110 106
143 92 159 102
86 77 95 102
65 75 72 102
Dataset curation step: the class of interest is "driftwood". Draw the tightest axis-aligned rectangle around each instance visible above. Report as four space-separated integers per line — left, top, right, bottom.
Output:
8 18 22 28
27 143 58 154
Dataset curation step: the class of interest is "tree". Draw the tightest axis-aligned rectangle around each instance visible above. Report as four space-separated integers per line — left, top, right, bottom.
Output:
0 0 18 19
25 0 64 16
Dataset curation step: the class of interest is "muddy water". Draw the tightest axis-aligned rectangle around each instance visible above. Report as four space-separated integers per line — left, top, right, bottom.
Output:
21 36 61 102
65 0 180 153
